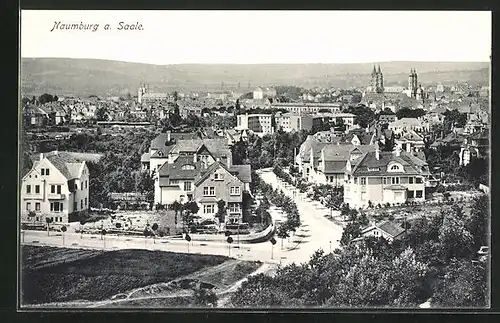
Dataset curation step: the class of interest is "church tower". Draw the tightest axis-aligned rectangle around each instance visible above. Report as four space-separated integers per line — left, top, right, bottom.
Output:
408 69 418 98
371 66 378 92
376 65 384 93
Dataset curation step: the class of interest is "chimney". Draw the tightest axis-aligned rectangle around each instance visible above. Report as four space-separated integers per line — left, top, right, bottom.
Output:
395 145 401 157
375 144 380 160
39 153 44 161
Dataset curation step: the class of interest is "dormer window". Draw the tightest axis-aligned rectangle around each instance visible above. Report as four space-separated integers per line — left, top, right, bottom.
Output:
181 164 195 170
214 173 224 180
390 165 400 171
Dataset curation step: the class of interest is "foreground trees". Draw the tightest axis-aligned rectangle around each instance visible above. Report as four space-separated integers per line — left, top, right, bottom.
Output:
229 195 489 308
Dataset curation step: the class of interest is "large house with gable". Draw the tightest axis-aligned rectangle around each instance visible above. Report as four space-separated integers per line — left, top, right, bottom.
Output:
21 151 90 224
343 146 430 208
148 133 251 223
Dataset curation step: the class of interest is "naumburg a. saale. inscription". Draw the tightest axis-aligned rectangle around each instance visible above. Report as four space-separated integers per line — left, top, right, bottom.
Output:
50 21 144 32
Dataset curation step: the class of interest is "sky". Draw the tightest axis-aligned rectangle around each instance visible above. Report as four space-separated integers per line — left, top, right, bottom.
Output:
21 10 491 65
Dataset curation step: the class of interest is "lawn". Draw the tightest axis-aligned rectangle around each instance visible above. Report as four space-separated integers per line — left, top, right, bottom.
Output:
21 245 228 305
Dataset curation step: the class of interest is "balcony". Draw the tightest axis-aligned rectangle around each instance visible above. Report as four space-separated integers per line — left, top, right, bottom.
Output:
48 193 66 200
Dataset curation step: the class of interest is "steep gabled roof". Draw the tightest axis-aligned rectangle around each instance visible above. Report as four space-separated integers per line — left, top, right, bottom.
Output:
361 220 406 239
193 160 240 186
228 164 252 184
157 155 204 180
350 150 429 176
45 153 84 180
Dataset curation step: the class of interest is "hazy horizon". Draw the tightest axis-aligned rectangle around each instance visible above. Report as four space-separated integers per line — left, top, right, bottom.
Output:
20 57 491 66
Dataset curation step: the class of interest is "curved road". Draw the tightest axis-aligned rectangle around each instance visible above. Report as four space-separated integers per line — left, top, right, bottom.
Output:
21 169 343 266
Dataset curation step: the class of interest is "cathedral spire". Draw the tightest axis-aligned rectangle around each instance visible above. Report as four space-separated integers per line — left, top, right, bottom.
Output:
377 65 381 73
372 65 377 76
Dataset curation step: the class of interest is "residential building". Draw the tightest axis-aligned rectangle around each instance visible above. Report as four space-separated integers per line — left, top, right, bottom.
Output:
357 221 406 243
21 151 90 224
236 113 274 137
388 118 430 135
272 102 343 114
311 144 377 186
295 135 329 179
343 146 430 208
275 112 313 132
394 130 426 154
379 114 397 124
311 112 357 131
459 130 489 166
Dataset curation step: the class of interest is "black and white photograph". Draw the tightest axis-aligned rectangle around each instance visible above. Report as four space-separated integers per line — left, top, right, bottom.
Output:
19 10 491 309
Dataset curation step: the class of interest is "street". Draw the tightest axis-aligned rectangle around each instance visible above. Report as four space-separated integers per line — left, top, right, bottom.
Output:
21 169 343 266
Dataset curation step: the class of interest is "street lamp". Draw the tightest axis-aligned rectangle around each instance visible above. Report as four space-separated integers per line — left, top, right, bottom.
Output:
270 237 277 259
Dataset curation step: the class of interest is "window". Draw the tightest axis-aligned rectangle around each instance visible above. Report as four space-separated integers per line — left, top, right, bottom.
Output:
74 202 78 211
170 179 179 185
409 177 414 184
50 202 62 212
26 202 31 211
81 182 83 190
45 169 50 176
85 180 88 189
36 217 39 222
354 177 358 184
416 190 423 198
214 173 224 180
85 198 87 207
35 202 40 211
57 185 61 194
229 203 240 213
26 185 31 194
390 165 400 171
361 177 367 185
60 217 63 222
35 185 40 194
407 190 414 198
230 187 241 195
55 217 58 222
416 177 423 184
203 187 215 196
184 182 192 191
81 200 83 209
203 204 215 214
391 177 400 185
41 169 45 175
383 177 387 185
51 185 55 194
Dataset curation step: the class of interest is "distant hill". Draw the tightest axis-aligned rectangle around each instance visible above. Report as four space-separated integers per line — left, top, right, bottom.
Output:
20 58 490 97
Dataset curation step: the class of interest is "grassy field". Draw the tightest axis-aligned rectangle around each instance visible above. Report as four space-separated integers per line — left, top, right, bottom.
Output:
21 245 228 305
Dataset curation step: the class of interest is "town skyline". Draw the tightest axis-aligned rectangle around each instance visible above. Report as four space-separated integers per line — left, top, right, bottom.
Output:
21 10 491 65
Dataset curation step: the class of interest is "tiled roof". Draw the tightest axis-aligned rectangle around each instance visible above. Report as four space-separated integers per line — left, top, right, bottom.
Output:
229 164 252 183
45 152 83 180
150 145 174 158
389 118 423 128
170 139 231 159
400 130 424 142
350 150 429 176
377 221 406 238
158 156 205 180
324 161 348 173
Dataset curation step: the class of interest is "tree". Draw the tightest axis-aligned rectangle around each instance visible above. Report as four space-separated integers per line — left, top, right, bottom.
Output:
466 194 489 250
345 104 376 128
38 93 55 105
396 107 426 120
339 221 362 246
171 200 182 225
96 107 108 121
229 274 286 307
192 286 218 307
438 207 474 262
216 199 227 224
432 259 488 307
276 224 289 250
